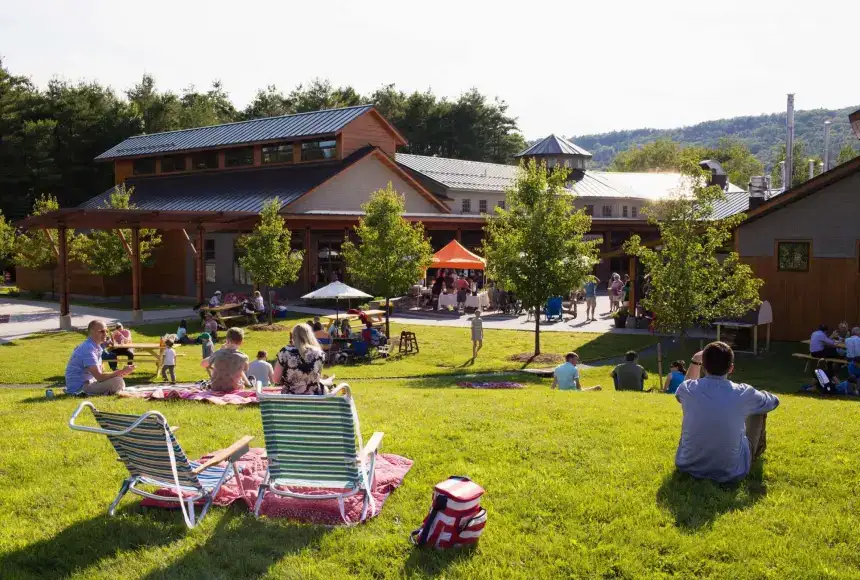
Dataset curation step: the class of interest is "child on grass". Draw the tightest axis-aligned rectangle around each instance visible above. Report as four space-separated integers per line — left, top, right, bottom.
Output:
161 339 177 384
471 311 483 360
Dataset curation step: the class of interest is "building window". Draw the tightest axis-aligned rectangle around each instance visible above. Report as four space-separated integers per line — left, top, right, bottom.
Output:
462 199 471 213
497 200 506 210
132 158 155 175
203 239 216 283
225 147 254 167
301 139 337 162
623 206 628 217
632 206 638 218
318 240 343 283
777 241 810 272
479 200 487 213
261 143 293 164
585 205 594 216
191 151 218 170
602 205 612 217
233 242 252 285
160 155 186 173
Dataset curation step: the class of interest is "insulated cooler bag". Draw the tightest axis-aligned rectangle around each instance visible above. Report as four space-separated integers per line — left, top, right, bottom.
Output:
411 476 486 548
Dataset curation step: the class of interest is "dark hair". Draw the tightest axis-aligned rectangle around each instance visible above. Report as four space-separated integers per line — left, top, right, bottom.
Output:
165 339 174 347
671 360 687 373
702 341 734 376
312 322 323 331
179 319 187 329
816 358 828 370
819 325 829 333
257 350 267 359
565 352 579 363
625 350 637 362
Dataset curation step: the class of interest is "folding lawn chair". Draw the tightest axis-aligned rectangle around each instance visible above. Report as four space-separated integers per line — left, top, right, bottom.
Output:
254 383 384 525
69 401 253 529
544 296 563 322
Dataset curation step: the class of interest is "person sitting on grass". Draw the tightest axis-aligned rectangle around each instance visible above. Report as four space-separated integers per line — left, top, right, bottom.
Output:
175 319 195 345
611 351 648 391
247 350 275 387
274 323 328 395
65 320 135 396
674 341 779 483
551 352 602 392
662 360 686 394
204 314 219 342
200 327 250 392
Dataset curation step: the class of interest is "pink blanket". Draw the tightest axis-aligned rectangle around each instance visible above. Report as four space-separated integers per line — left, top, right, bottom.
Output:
119 385 282 405
141 447 413 525
457 381 525 389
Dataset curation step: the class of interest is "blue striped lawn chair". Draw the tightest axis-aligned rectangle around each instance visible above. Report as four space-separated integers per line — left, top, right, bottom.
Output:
69 401 253 528
254 384 384 525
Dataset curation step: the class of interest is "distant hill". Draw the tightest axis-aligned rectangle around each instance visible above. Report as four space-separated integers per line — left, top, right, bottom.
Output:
569 105 860 170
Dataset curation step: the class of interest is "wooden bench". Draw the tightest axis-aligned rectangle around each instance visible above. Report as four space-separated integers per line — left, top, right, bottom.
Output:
792 353 847 372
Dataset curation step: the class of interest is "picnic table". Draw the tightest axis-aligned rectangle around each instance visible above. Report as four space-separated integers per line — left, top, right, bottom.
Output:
199 303 251 330
107 342 185 375
794 339 848 372
321 310 386 329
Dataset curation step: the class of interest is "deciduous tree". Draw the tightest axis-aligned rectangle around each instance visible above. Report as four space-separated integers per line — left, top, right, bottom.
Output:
342 184 434 337
483 160 598 355
624 161 763 346
14 194 70 298
236 199 304 324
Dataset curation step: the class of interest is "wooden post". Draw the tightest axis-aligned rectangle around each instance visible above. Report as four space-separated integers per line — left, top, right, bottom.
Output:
627 256 636 313
753 325 759 355
196 227 205 305
304 227 312 290
58 226 71 329
456 228 462 243
131 227 142 322
766 323 771 351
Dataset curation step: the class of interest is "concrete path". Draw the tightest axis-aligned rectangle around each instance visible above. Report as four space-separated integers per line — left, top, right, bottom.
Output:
0 298 195 343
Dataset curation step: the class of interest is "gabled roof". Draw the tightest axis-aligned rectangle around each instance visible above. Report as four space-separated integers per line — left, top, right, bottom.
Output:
710 188 785 221
95 105 380 161
395 154 518 192
81 147 377 212
516 134 592 158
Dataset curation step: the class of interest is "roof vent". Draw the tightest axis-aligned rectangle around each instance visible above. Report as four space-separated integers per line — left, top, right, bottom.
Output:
748 176 768 210
699 159 728 191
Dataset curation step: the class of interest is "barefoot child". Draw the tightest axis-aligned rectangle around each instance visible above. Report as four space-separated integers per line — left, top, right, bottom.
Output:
471 311 484 360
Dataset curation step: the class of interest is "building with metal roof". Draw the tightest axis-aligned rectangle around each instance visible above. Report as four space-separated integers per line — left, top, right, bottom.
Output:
517 134 592 157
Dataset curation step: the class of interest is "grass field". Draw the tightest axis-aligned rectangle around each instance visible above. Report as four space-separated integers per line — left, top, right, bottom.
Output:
0 314 658 385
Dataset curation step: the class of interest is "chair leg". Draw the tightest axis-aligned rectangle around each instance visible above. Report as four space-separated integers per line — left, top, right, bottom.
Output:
108 478 133 516
186 496 197 528
254 484 268 517
197 494 215 524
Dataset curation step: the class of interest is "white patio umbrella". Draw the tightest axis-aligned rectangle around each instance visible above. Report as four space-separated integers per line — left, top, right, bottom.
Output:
301 281 372 321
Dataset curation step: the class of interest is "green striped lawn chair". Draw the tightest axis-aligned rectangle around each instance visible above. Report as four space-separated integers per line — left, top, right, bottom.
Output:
69 401 253 529
254 384 384 525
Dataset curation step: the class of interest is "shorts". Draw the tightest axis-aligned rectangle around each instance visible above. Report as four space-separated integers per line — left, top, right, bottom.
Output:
585 296 596 307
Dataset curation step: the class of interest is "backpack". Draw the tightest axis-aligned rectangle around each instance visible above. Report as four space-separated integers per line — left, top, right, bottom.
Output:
411 476 486 549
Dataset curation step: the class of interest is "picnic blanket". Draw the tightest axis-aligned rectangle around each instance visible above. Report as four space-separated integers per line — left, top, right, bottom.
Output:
118 385 282 405
140 447 413 525
457 381 525 389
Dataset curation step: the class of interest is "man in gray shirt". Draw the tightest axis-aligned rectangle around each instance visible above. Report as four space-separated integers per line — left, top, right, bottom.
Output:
675 341 779 482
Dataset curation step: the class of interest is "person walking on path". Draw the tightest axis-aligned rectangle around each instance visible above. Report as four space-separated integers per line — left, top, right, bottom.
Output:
583 278 598 321
471 311 484 360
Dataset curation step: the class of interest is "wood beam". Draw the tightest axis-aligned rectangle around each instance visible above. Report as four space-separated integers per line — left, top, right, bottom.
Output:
182 229 197 255
131 228 141 313
58 227 69 318
116 229 134 260
196 227 205 305
304 227 312 291
42 228 59 259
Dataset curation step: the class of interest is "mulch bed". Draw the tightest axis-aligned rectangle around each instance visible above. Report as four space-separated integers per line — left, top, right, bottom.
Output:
507 352 564 364
248 323 289 332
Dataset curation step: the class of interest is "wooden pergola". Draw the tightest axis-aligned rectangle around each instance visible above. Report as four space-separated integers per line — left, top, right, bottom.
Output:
17 209 260 327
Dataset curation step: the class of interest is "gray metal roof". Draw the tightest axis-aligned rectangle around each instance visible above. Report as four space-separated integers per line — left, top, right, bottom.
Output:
395 154 519 192
516 134 592 158
95 105 373 161
81 147 375 212
710 188 785 220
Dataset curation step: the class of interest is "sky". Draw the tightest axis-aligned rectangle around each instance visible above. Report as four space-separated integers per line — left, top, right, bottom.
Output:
1 0 856 139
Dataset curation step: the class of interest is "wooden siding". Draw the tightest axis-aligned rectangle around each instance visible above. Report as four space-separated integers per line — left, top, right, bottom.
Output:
340 112 397 157
286 155 441 214
744 255 860 341
114 160 133 185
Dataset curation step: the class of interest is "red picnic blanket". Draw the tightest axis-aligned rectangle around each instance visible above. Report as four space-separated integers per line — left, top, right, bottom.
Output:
140 447 413 525
118 385 282 405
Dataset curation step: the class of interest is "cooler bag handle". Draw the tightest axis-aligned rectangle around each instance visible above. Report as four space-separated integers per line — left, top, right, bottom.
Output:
410 494 448 546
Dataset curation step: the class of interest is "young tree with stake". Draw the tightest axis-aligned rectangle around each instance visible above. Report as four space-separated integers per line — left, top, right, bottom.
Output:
342 183 434 337
483 159 598 355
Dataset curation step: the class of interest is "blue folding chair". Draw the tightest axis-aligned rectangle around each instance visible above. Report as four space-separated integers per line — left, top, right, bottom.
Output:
544 297 563 322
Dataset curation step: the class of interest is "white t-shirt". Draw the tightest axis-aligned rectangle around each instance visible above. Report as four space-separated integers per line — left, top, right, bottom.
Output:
248 359 274 386
162 348 176 366
253 296 265 311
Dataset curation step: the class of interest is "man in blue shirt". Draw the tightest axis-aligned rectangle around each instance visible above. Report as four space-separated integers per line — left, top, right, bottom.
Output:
583 279 598 321
65 320 135 395
551 352 602 392
674 341 779 482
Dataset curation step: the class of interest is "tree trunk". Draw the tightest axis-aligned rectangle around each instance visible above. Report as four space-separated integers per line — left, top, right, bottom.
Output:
534 307 541 355
385 297 391 338
267 287 274 325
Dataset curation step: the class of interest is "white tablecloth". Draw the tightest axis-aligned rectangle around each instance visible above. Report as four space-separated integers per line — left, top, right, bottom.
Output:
438 293 458 308
465 292 490 309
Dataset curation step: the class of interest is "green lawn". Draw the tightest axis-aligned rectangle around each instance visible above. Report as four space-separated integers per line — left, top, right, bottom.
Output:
2 355 859 578
0 314 658 385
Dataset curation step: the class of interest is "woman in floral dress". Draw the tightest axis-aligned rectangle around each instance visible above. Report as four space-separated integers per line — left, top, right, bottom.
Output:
273 323 328 395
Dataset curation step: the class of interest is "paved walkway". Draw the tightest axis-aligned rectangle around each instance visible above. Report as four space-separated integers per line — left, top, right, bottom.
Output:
0 298 195 343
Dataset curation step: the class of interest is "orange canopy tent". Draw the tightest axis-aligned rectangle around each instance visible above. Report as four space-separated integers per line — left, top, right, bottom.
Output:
431 240 486 270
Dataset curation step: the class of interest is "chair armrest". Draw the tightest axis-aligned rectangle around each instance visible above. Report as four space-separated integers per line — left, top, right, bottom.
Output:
359 432 384 463
192 435 254 474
